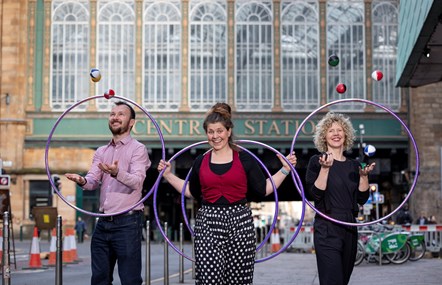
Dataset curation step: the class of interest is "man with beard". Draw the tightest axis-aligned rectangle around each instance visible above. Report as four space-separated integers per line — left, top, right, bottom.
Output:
66 101 150 285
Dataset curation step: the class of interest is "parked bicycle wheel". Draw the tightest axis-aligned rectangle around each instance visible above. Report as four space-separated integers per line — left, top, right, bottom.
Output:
385 242 411 264
408 235 426 261
354 241 365 266
372 253 392 265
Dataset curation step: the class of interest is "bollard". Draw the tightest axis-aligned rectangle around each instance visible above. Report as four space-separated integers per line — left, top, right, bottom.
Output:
191 235 196 280
145 220 151 285
55 216 63 285
378 238 382 267
164 222 169 285
256 226 262 259
263 226 268 255
179 223 184 283
3 211 11 285
256 226 264 259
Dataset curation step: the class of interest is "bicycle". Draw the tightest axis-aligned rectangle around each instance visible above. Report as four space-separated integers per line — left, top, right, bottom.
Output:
407 232 426 261
354 224 410 266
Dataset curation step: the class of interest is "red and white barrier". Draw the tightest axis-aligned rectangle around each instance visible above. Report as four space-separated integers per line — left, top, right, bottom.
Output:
286 226 314 253
401 224 442 253
401 224 442 232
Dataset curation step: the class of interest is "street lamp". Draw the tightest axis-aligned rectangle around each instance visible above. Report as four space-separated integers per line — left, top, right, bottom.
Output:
358 124 366 163
370 183 380 220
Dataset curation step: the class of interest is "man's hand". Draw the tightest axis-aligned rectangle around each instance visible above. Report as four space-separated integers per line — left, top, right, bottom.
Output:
98 160 119 177
65 173 86 186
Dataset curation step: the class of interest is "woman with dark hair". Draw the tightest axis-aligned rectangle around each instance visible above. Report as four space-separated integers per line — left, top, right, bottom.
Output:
158 102 297 285
305 112 375 285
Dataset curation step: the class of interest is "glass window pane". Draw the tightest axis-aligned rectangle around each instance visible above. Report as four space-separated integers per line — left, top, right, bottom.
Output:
143 1 181 111
189 1 227 111
51 0 90 111
372 1 400 110
327 1 365 111
236 1 273 111
97 1 136 111
281 1 319 111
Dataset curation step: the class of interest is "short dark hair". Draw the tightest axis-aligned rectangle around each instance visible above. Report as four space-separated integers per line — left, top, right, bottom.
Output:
115 101 136 120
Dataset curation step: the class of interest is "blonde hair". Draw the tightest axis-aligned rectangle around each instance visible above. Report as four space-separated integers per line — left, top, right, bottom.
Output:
313 112 355 152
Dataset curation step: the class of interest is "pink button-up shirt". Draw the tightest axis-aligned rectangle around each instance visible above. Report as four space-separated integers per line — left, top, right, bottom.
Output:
82 135 150 213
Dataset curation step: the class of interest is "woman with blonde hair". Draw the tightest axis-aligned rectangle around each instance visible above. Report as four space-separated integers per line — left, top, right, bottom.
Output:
306 112 375 285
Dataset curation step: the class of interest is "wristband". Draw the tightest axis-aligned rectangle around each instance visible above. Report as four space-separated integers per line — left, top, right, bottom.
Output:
79 177 87 186
280 167 290 176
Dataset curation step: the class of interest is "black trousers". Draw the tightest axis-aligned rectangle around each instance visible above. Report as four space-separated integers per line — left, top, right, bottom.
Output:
314 217 358 285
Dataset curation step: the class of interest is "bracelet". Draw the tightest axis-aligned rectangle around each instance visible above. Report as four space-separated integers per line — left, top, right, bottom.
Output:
78 177 87 187
280 167 290 176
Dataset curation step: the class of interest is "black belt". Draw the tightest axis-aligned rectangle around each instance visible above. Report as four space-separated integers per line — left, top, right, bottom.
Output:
99 210 142 222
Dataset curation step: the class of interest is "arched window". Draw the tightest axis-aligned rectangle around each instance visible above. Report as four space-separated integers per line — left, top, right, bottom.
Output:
327 1 365 111
144 1 181 111
281 1 319 111
236 1 273 111
51 0 90 111
189 1 227 111
372 1 399 110
96 0 135 110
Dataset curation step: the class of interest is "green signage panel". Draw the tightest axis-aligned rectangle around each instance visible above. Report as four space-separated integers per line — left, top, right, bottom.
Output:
31 117 407 142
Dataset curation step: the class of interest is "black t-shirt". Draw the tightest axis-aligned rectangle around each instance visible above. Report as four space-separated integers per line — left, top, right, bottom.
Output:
306 154 369 221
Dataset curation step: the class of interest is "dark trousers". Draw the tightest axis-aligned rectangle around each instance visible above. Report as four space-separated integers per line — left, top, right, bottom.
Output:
314 218 357 285
91 211 143 285
77 230 85 243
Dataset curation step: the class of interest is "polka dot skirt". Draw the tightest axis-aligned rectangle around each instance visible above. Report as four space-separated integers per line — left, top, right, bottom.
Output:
194 204 256 285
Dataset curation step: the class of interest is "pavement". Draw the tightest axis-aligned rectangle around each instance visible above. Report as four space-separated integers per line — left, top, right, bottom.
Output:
168 252 442 285
6 238 442 285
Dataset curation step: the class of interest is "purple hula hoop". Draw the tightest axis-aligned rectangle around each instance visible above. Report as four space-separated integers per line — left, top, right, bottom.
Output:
153 140 306 263
176 142 280 252
237 140 305 263
45 95 166 217
290 98 420 227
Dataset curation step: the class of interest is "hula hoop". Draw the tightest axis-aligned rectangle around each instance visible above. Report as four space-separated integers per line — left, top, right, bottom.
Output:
237 140 305 263
290 98 419 227
45 95 166 217
153 141 279 261
154 140 305 262
176 142 280 251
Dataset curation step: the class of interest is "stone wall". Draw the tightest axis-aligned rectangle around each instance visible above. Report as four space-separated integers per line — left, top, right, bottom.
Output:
409 82 442 223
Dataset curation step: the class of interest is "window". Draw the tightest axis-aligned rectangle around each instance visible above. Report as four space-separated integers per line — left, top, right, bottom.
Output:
96 0 136 111
143 0 181 111
327 1 365 111
51 0 90 111
189 1 227 110
29 180 53 219
372 1 400 110
281 1 319 111
236 1 273 111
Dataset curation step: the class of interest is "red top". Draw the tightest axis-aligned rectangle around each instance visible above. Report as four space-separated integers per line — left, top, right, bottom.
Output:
199 150 248 203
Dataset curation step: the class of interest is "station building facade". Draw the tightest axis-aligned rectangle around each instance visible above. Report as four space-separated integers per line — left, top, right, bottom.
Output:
1 0 438 238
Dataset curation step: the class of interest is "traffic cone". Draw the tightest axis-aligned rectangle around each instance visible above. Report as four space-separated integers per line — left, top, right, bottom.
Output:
23 227 47 269
47 228 56 266
270 228 281 253
62 228 74 264
68 228 80 262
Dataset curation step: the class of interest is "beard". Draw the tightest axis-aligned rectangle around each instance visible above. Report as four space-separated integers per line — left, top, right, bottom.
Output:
109 120 130 135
